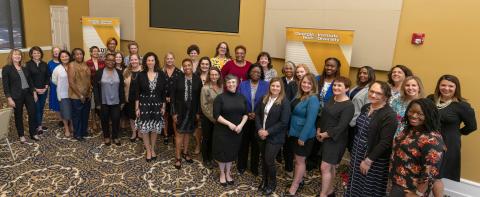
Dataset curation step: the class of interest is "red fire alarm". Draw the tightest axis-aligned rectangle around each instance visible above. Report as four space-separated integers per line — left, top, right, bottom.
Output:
411 33 425 45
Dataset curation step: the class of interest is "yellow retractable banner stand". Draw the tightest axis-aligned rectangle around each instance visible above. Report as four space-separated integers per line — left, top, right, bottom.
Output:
286 27 354 77
82 17 120 58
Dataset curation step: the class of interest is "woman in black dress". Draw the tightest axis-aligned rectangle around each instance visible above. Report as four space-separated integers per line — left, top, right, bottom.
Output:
212 74 248 186
123 54 142 142
172 59 203 169
429 75 476 195
162 52 183 145
344 81 397 197
255 77 291 195
135 52 166 162
316 76 354 197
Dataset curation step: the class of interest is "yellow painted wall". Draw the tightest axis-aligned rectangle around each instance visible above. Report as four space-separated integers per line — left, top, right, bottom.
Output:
22 0 52 47
0 0 88 67
134 0 265 66
393 0 480 182
0 0 52 66
66 0 89 49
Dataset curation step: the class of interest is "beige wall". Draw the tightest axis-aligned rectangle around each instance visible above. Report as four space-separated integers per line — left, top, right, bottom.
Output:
392 0 480 181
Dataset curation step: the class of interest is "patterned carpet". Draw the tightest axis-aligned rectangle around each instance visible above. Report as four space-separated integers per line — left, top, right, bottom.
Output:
0 82 348 196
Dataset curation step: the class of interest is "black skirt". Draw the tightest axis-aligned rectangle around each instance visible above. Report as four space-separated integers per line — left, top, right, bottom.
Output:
290 137 315 157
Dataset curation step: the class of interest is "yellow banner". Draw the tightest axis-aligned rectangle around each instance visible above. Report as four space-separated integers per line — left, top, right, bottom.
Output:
82 17 120 58
285 27 354 77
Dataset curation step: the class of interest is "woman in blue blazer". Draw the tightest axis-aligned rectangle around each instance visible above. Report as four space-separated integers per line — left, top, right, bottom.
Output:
285 73 320 196
255 77 291 195
237 63 269 175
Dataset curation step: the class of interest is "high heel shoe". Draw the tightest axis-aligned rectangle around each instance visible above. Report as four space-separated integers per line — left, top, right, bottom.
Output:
182 152 193 163
282 188 297 197
174 158 182 169
145 152 152 162
30 135 40 141
163 137 169 145
298 180 305 191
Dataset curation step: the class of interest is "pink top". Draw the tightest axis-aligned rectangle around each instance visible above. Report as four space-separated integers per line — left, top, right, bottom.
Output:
221 60 252 82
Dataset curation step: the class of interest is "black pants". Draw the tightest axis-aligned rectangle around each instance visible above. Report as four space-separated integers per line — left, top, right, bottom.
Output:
238 120 259 174
284 136 295 172
12 89 37 137
200 113 214 162
100 104 121 139
259 140 282 189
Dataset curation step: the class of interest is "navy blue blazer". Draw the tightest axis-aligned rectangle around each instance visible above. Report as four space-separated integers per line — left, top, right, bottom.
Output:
238 80 269 112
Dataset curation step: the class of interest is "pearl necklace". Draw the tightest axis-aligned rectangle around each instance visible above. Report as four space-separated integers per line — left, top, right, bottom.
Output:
436 99 453 110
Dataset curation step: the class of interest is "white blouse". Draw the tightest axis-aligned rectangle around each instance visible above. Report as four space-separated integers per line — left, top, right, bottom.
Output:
52 65 69 101
262 96 277 129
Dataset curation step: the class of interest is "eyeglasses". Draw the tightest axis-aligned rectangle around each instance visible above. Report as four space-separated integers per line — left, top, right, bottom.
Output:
368 90 384 96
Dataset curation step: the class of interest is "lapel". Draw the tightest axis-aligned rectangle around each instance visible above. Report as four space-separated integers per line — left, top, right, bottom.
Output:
244 81 252 108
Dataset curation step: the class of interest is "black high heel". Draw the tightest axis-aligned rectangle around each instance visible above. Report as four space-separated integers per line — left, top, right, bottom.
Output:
182 152 193 163
163 137 169 145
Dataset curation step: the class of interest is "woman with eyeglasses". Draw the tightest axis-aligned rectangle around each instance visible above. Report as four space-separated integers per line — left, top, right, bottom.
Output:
345 81 397 197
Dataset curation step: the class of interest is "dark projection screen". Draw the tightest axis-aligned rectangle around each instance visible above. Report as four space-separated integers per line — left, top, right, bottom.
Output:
150 0 240 33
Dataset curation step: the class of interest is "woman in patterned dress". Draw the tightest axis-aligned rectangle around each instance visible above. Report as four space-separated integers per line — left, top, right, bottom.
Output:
390 98 446 197
345 81 397 197
210 42 231 69
135 52 166 162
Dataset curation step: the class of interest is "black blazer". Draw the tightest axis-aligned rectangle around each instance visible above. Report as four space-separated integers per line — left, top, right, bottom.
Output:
2 64 35 99
25 60 50 89
172 74 203 117
359 103 398 161
135 71 166 103
255 97 291 144
285 80 298 102
93 68 125 107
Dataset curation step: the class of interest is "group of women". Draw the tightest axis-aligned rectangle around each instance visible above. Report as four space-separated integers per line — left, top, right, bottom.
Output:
2 39 477 197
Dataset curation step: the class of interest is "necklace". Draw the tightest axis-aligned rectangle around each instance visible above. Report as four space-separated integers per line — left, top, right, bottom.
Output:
436 99 452 109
